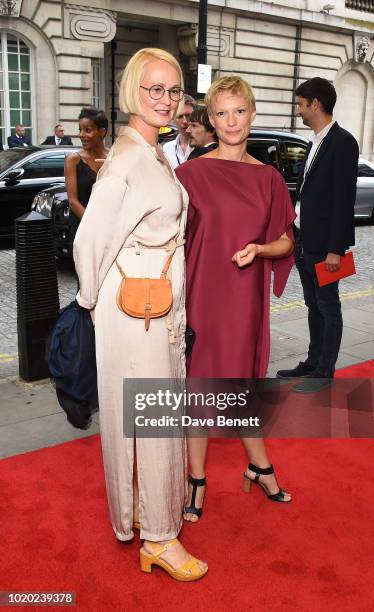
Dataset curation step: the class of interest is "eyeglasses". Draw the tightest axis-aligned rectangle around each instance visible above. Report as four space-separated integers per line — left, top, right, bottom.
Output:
140 85 184 102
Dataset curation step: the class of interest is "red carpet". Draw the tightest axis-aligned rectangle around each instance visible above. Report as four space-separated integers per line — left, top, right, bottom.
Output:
335 358 374 378
1 361 374 612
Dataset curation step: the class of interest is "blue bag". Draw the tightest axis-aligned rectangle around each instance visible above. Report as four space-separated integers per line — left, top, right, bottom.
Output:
48 300 98 429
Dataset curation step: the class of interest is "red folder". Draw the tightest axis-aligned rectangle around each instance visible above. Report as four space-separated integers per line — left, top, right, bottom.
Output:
315 251 356 287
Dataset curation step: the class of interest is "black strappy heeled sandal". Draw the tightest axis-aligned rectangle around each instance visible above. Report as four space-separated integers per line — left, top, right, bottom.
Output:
184 475 206 521
243 463 291 503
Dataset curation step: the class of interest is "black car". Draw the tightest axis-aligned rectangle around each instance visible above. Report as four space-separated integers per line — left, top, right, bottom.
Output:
30 127 181 257
248 129 309 201
0 145 78 238
32 184 70 256
32 130 310 257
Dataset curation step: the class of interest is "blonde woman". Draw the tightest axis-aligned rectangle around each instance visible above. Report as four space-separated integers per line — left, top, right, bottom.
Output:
176 76 295 521
74 48 207 581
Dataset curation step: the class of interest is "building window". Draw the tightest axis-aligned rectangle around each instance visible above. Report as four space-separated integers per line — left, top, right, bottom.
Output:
0 32 32 147
92 60 103 109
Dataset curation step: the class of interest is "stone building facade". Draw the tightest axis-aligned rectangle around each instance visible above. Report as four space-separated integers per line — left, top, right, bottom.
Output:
0 0 373 158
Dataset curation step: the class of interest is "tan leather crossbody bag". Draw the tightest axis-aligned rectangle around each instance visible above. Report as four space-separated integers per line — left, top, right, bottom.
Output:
116 253 174 331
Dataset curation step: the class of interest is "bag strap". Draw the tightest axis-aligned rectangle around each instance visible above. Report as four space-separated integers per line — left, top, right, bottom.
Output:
116 187 185 281
160 252 174 278
116 260 126 278
116 250 174 280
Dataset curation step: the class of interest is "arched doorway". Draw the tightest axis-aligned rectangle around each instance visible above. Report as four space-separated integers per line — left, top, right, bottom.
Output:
334 62 374 160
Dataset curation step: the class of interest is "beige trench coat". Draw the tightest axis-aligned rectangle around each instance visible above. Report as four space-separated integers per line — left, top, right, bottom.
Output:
74 127 188 541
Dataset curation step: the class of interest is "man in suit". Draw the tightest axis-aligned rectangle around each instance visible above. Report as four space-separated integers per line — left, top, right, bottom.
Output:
163 94 196 168
8 124 31 148
187 105 217 160
41 124 73 146
277 77 359 393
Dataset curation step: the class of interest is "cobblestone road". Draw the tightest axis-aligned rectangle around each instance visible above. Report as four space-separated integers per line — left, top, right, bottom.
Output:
1 224 373 379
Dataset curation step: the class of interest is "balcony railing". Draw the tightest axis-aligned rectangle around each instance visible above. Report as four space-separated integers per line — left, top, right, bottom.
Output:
345 1 374 12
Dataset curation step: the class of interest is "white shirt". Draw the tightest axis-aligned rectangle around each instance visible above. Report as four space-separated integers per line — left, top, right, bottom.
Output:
294 120 335 229
55 136 61 145
162 135 192 169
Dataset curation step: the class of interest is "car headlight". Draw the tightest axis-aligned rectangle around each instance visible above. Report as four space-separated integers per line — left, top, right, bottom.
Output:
31 192 54 217
31 193 41 210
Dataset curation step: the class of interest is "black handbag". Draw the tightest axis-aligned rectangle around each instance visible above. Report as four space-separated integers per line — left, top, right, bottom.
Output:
48 300 98 429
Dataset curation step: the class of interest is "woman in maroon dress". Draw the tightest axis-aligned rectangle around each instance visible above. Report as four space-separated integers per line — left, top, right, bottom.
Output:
176 76 295 521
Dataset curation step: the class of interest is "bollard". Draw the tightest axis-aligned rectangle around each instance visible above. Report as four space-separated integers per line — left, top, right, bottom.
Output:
15 211 60 381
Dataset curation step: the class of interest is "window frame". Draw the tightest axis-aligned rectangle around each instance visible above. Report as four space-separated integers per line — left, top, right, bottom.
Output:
0 31 34 146
247 138 282 171
21 152 66 180
91 58 105 109
281 139 308 183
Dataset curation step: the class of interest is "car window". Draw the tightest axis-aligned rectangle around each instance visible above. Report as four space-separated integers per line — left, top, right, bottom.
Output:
358 163 374 178
0 149 33 175
22 154 66 179
281 141 307 182
247 140 281 170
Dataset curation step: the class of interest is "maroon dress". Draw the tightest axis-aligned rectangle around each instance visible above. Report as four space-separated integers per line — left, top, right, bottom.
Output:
176 158 296 378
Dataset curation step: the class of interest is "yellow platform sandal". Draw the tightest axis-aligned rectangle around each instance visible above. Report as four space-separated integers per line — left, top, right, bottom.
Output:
140 539 208 582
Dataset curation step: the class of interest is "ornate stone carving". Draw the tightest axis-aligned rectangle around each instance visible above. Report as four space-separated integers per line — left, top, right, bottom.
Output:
354 35 371 63
207 27 234 57
177 24 198 57
63 4 117 42
177 24 234 58
0 0 22 17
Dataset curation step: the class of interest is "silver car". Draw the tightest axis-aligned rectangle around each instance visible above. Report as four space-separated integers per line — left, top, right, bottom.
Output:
355 157 374 222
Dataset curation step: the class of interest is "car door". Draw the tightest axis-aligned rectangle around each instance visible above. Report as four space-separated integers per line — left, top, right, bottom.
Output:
279 140 308 203
0 151 66 237
247 139 282 170
355 162 374 220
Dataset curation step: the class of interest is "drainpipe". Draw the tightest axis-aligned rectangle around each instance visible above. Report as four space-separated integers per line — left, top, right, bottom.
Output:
291 24 302 132
197 0 208 67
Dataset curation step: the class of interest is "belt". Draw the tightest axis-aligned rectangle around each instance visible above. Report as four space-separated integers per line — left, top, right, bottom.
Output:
122 238 185 255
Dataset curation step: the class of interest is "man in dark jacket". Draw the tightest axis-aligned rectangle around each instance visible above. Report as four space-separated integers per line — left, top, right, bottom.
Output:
41 124 73 145
7 124 31 147
277 77 359 392
187 105 217 160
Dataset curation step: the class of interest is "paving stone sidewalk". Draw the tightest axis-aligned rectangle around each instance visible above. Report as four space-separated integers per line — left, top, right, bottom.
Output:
1 224 373 458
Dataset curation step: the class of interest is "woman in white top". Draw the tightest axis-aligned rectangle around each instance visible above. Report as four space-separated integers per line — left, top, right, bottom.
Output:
74 48 207 582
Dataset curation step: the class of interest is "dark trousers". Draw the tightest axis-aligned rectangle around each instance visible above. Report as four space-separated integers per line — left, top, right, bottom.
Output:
295 238 343 377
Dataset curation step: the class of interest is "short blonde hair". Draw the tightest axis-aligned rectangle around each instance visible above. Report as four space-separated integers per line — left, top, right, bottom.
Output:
205 76 256 115
119 48 184 116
